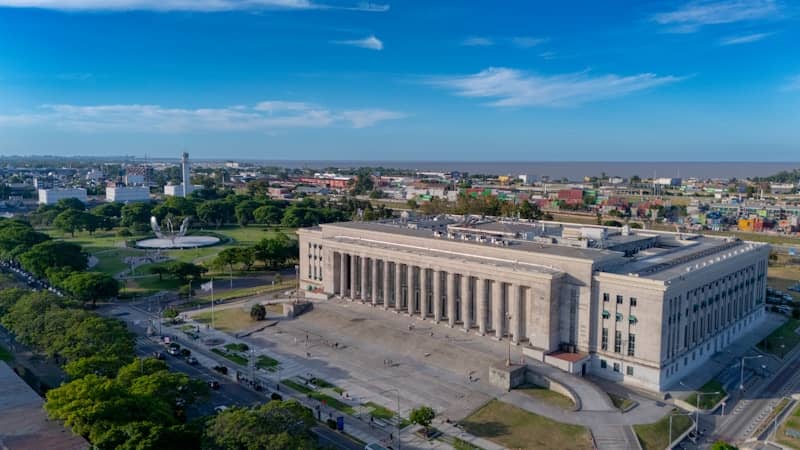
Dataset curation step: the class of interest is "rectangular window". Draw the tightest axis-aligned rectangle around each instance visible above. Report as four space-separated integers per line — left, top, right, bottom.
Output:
613 362 620 373
630 297 637 307
600 359 607 369
628 334 636 357
602 328 608 351
626 366 634 376
602 310 610 319
603 293 610 302
614 331 622 353
616 313 623 322
616 295 624 304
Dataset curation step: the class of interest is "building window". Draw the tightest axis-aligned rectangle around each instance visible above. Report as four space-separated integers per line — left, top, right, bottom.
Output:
626 366 634 376
628 334 636 356
602 310 610 319
617 295 624 304
613 362 620 373
629 315 638 325
602 328 608 351
614 331 622 353
615 313 623 322
600 360 607 369
630 297 637 307
603 293 610 302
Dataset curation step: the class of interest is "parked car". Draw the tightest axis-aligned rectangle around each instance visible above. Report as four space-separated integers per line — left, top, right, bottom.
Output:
168 347 181 356
179 348 191 357
186 356 198 365
212 365 228 375
208 380 220 390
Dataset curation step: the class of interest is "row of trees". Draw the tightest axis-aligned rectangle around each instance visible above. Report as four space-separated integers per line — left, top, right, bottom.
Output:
212 232 298 272
407 193 549 220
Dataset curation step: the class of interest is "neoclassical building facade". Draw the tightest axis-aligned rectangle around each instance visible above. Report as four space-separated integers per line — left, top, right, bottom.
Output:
298 218 769 391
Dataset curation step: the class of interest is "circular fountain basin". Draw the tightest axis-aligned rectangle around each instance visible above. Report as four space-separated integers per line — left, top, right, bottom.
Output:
135 235 221 249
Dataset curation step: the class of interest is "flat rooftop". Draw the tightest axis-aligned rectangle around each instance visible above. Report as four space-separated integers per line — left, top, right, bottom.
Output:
0 362 88 450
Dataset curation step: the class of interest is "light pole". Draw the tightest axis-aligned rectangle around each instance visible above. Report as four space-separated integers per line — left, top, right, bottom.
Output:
740 355 763 391
380 388 401 450
506 312 512 366
668 410 694 450
680 381 720 434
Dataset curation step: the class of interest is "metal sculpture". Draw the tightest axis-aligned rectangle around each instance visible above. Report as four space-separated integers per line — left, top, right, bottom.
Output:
150 216 190 245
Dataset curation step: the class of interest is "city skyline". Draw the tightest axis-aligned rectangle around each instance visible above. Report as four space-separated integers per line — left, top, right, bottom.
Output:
0 0 799 160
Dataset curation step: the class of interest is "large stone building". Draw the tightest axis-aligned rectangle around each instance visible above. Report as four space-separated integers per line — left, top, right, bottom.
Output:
297 218 769 392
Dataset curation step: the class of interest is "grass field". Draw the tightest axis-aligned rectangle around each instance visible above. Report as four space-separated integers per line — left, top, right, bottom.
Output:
280 379 354 414
461 400 592 450
516 384 575 410
193 308 255 333
224 342 249 352
768 265 800 301
195 281 294 302
758 319 800 359
634 410 692 450
210 347 248 366
777 403 800 449
255 355 279 371
364 402 395 420
608 393 636 411
685 380 726 410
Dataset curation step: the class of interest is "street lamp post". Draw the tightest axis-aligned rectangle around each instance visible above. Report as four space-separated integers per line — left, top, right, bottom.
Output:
668 410 694 450
680 381 720 435
740 355 763 391
380 389 401 450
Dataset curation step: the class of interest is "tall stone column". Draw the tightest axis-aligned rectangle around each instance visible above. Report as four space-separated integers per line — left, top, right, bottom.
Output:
476 278 487 335
419 268 428 319
493 280 504 339
510 284 521 344
394 262 403 311
461 275 472 331
447 272 456 328
382 260 390 310
432 270 442 322
360 256 368 302
407 265 416 316
350 254 358 300
371 258 379 305
339 253 347 298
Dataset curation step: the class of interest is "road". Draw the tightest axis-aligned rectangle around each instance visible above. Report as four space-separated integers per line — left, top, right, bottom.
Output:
108 307 364 450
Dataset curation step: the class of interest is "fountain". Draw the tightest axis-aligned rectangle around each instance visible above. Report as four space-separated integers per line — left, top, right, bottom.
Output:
135 216 220 249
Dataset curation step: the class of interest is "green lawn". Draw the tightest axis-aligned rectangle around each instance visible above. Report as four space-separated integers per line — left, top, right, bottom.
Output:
516 384 575 410
634 410 692 450
210 347 248 366
193 308 255 333
280 378 354 414
685 380 726 410
364 402 395 420
461 400 592 450
195 281 295 302
224 343 249 352
608 393 636 411
282 379 313 394
255 355 279 371
0 345 13 362
777 403 800 449
758 319 800 359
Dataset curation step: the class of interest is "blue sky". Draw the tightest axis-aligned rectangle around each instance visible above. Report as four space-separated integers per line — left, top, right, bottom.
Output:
0 0 798 161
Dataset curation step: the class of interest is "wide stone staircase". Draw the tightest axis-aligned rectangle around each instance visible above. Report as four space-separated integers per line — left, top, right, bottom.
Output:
592 425 640 450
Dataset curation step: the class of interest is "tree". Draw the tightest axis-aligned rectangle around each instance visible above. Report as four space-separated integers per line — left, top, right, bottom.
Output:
409 406 436 433
164 261 206 282
19 240 88 277
235 200 261 227
53 209 87 237
149 265 169 281
55 315 134 362
120 202 154 230
710 441 738 450
203 400 316 450
348 169 375 195
213 248 240 273
92 421 202 450
197 200 232 228
56 197 86 212
61 272 120 307
64 355 128 380
0 220 50 258
250 304 266 321
253 204 283 226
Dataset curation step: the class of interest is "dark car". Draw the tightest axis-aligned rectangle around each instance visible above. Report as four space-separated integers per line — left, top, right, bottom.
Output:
208 380 220 390
179 348 191 357
167 347 181 356
152 351 165 360
212 365 228 375
185 356 198 365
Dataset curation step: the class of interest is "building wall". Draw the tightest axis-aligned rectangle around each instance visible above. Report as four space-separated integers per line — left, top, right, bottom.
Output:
106 186 150 203
38 188 88 205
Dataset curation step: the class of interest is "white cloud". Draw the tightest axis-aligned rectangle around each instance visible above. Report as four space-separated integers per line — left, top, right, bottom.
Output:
719 31 774 45
428 67 685 107
510 36 547 48
652 0 778 33
0 101 404 132
461 36 494 47
0 0 389 12
781 75 800 92
332 35 383 50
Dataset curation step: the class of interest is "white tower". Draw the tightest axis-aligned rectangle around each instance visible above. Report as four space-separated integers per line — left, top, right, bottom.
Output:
181 152 191 197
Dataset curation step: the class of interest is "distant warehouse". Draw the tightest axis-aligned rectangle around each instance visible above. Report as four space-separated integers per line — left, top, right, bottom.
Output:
298 217 769 392
38 187 87 205
106 185 150 203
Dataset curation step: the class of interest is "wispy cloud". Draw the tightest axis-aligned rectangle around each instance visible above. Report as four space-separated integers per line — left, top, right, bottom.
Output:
652 0 778 33
719 31 774 45
428 67 685 107
461 36 494 47
781 75 800 92
0 0 389 12
460 35 547 49
332 35 383 50
510 36 547 48
0 101 404 132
